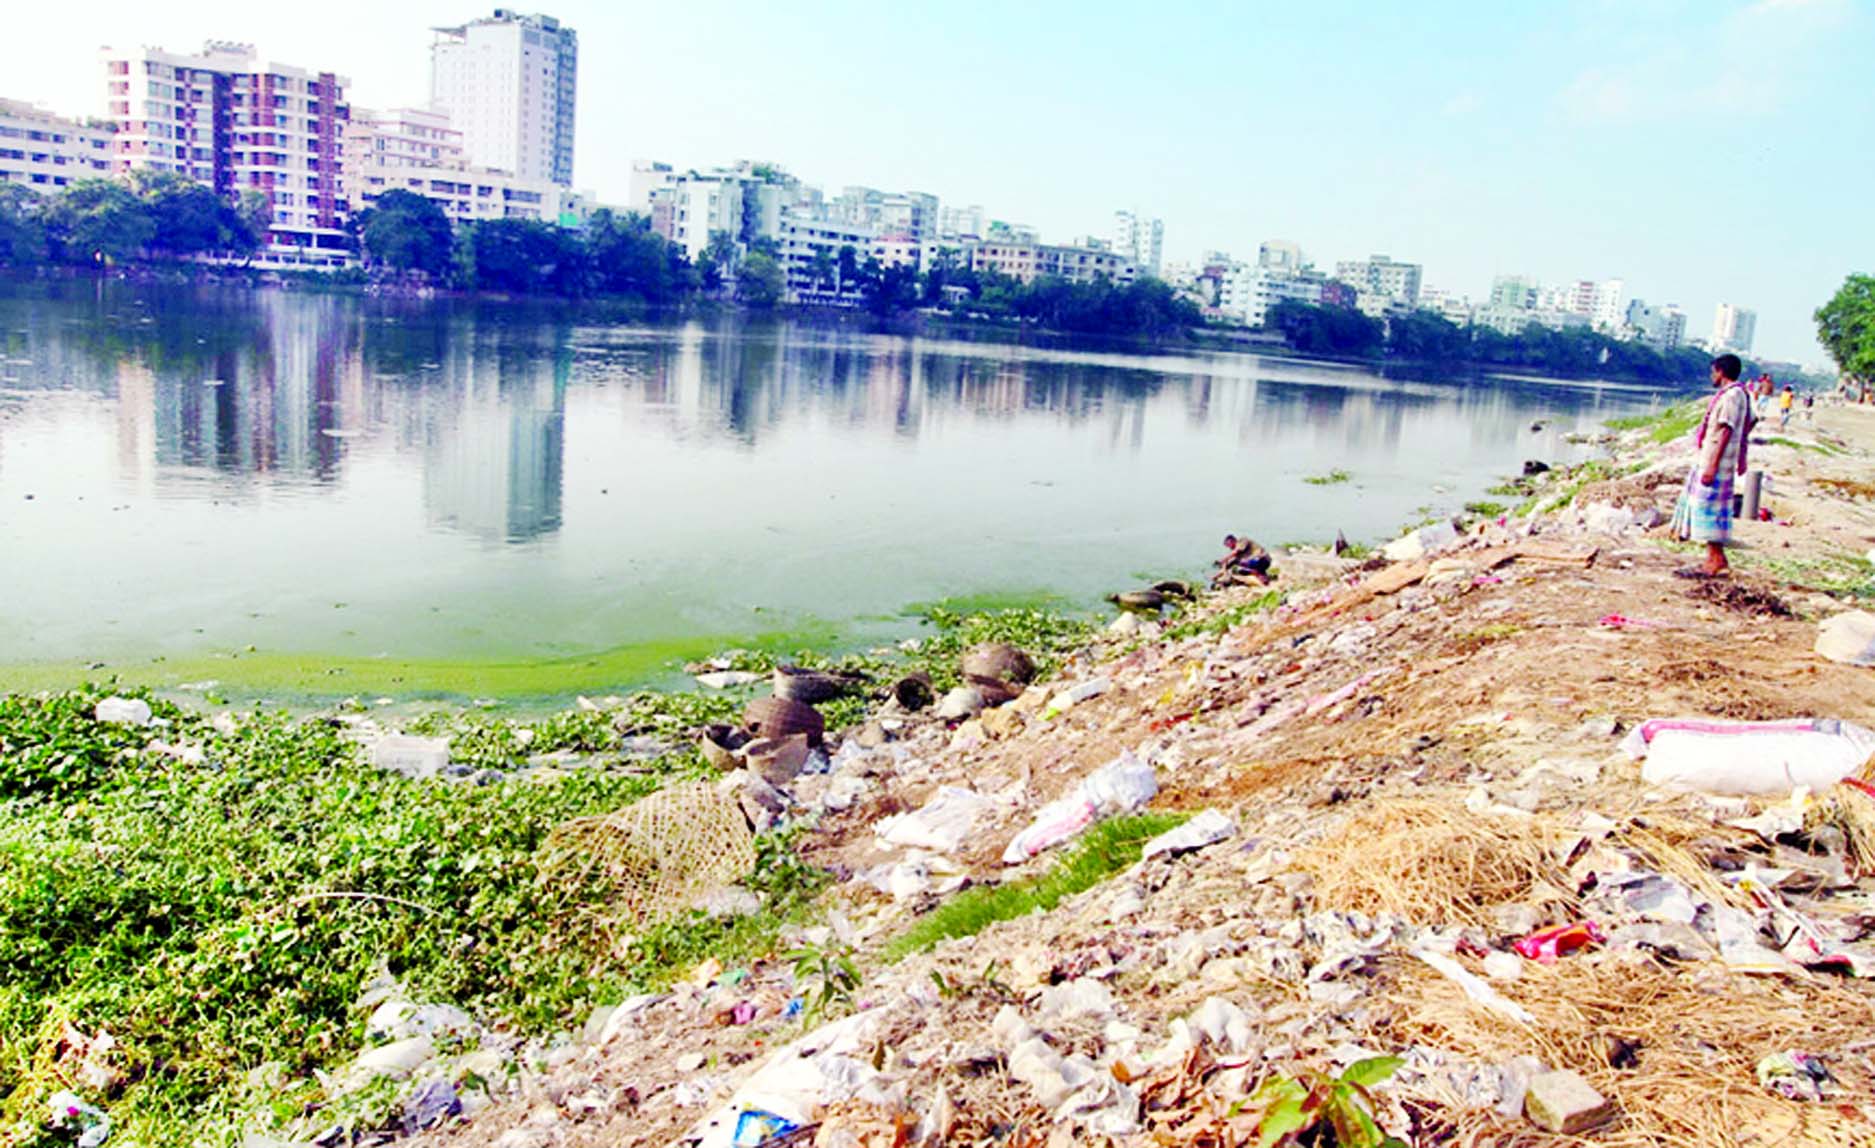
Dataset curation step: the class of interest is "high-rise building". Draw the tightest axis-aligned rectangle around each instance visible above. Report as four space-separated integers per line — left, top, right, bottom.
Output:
1112 210 1163 277
1712 303 1756 353
1334 254 1422 307
1257 239 1304 273
1488 275 1540 310
1623 299 1686 349
99 41 351 266
344 106 588 226
0 98 115 190
430 10 578 187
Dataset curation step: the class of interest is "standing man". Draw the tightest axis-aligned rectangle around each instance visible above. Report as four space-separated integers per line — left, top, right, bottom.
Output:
1670 354 1752 578
1778 384 1795 429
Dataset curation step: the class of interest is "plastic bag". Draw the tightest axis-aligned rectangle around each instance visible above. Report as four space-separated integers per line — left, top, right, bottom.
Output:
875 786 992 852
1081 750 1158 814
1002 796 1099 864
1622 717 1875 796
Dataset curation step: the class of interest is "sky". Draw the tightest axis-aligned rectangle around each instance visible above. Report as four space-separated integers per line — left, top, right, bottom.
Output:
5 0 1871 364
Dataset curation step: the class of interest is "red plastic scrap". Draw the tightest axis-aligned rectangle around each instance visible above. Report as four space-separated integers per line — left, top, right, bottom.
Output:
1513 921 1607 964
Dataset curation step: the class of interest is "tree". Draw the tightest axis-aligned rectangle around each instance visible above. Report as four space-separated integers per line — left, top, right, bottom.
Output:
358 190 454 277
737 250 787 308
1385 310 1468 362
836 245 861 295
43 179 154 265
461 218 586 295
586 208 685 302
1267 300 1384 357
860 259 918 316
237 191 274 249
698 230 739 291
1816 274 1875 385
807 249 836 295
131 171 255 258
0 184 48 268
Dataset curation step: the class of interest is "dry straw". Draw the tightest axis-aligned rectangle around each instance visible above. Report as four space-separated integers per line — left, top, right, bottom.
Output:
1388 953 1875 1147
1290 800 1575 928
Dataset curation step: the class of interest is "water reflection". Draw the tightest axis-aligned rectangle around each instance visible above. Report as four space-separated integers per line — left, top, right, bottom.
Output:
0 279 1675 667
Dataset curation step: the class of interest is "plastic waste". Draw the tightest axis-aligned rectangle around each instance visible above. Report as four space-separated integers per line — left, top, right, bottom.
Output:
875 786 993 853
1380 519 1458 562
1621 717 1875 796
1140 809 1235 859
731 1110 798 1147
1756 1051 1838 1101
1043 678 1110 719
46 1091 110 1148
92 697 151 727
1002 751 1158 863
1412 948 1534 1024
1816 611 1875 667
1513 921 1606 964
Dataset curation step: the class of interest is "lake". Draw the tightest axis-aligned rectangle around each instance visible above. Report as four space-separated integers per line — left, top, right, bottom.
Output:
0 279 1672 696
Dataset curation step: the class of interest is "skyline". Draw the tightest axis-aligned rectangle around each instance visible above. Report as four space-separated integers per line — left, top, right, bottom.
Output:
4 1 1871 364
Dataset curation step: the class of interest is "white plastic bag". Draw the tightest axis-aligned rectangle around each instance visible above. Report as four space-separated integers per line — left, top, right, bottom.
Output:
1081 750 1158 814
1002 796 1098 864
875 786 993 853
1623 717 1875 796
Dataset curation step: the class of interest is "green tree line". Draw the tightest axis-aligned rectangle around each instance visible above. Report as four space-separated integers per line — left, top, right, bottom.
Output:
0 173 268 266
1267 300 1778 384
1815 274 1874 387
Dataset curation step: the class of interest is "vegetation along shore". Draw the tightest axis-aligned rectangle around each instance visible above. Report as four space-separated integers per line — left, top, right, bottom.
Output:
8 392 1875 1146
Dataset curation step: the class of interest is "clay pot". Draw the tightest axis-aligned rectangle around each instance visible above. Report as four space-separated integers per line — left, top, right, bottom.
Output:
966 674 1021 708
1109 589 1166 613
961 642 1036 684
744 695 825 747
891 673 935 711
743 733 811 787
773 665 860 704
698 723 749 771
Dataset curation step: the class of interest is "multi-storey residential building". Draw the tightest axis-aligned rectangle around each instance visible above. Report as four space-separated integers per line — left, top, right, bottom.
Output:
0 99 114 190
1334 254 1422 307
1563 277 1625 330
774 212 873 299
1257 239 1304 273
1037 243 1135 285
100 41 350 267
430 10 577 186
344 106 587 226
938 203 986 241
1488 274 1540 311
966 240 1039 284
1712 303 1756 353
1623 299 1686 349
1111 210 1163 277
648 172 744 262
1221 264 1325 327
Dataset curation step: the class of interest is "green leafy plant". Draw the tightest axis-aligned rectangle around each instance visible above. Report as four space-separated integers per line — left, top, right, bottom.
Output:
1240 1057 1406 1148
786 940 860 1024
1302 469 1353 486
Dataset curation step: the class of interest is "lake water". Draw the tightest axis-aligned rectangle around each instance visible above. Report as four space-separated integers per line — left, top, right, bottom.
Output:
0 279 1672 687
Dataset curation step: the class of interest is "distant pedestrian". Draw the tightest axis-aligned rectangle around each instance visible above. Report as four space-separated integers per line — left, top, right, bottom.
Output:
1803 392 1815 423
1778 384 1795 429
1670 353 1752 578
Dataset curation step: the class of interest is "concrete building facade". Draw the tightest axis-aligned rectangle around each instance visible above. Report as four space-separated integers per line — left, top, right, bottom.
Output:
430 10 577 186
345 106 587 226
100 41 351 266
1712 303 1756 354
1112 210 1163 277
0 99 114 190
1334 254 1422 307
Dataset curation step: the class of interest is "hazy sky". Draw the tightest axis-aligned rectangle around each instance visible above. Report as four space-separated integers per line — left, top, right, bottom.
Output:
7 0 1871 363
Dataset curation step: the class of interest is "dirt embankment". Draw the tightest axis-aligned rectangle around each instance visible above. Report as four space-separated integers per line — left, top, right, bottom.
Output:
416 402 1875 1148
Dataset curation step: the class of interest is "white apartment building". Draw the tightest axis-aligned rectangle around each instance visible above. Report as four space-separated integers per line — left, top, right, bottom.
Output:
431 10 577 187
648 173 744 262
1221 264 1324 327
1111 209 1164 277
1334 254 1422 307
345 106 587 226
0 99 114 190
775 212 874 299
1623 298 1686 349
1257 239 1304 273
938 203 986 241
1563 277 1625 331
1712 303 1756 353
99 41 351 267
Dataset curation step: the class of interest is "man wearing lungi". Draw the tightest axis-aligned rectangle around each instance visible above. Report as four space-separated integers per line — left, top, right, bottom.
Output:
1670 353 1751 578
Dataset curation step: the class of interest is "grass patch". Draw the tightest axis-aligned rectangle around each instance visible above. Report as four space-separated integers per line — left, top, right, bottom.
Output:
1164 589 1285 640
1606 400 1703 443
1463 500 1508 518
883 812 1188 961
1302 469 1353 486
1734 551 1875 598
1760 435 1846 457
1446 622 1524 655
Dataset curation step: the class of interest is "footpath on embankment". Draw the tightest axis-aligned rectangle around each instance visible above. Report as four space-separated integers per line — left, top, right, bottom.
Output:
388 402 1875 1148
